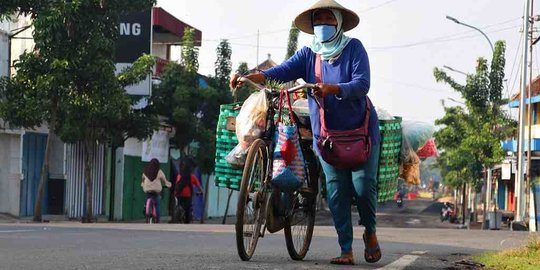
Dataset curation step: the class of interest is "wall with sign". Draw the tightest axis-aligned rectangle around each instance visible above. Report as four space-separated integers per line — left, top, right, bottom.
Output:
141 130 170 163
115 10 152 96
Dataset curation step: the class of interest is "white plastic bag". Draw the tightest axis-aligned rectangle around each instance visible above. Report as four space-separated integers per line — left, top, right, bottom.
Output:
376 107 395 120
226 91 268 167
225 145 248 168
235 90 268 149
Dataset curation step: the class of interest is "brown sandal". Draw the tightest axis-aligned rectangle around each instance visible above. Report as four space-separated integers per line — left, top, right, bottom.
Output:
363 233 382 263
330 252 355 265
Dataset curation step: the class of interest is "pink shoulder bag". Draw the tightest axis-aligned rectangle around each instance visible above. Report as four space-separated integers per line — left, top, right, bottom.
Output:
314 54 372 169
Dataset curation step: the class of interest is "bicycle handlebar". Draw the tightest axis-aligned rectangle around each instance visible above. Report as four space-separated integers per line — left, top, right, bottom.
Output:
237 77 317 94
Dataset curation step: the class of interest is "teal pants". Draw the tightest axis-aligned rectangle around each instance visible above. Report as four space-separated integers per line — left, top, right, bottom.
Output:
319 142 380 253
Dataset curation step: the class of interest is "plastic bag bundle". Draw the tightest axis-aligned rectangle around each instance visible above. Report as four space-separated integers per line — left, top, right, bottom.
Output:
401 121 435 151
376 107 395 120
236 91 268 149
400 137 421 185
225 145 248 167
226 91 268 166
416 138 438 159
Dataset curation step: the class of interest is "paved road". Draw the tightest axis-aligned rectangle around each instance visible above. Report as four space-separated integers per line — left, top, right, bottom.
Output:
0 223 528 270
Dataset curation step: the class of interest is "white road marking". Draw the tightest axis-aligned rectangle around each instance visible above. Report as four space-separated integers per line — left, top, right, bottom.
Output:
376 255 420 270
0 230 36 233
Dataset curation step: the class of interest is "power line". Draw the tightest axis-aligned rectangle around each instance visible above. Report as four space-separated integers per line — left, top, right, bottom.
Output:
510 53 523 99
225 28 289 40
375 76 453 93
507 29 524 98
368 24 520 51
361 0 399 13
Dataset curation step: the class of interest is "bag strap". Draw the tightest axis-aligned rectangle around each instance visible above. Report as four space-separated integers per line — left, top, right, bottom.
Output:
314 53 371 131
277 88 285 123
315 54 329 130
362 97 372 130
276 89 296 124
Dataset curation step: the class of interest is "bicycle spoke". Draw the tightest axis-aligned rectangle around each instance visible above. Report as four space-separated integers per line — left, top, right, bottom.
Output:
242 146 265 254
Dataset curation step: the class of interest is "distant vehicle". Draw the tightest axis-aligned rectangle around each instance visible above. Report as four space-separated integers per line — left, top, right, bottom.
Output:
440 202 457 223
396 196 403 208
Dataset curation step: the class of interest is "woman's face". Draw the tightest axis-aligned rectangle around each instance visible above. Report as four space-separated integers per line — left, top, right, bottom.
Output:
313 9 337 26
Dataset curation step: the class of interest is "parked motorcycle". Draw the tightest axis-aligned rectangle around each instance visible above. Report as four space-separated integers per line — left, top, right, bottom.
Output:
397 196 403 208
440 202 457 223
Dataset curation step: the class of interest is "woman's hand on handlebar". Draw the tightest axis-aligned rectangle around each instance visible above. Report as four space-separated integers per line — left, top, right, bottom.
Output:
312 83 340 98
230 72 266 89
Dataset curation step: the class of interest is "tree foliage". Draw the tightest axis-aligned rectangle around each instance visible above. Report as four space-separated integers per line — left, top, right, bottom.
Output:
152 31 232 175
233 62 252 102
285 22 300 60
433 41 515 188
214 39 232 90
181 27 199 73
0 0 158 221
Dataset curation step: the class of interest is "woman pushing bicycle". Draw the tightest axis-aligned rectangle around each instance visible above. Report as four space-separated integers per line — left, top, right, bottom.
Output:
230 0 381 265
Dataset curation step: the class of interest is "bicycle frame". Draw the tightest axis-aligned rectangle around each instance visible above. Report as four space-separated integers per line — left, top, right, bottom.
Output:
145 195 158 222
237 77 318 233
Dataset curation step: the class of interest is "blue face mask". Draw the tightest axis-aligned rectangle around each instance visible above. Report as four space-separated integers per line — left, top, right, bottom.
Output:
313 25 337 43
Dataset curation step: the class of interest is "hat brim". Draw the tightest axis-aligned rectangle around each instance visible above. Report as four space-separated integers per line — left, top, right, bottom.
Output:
294 6 359 34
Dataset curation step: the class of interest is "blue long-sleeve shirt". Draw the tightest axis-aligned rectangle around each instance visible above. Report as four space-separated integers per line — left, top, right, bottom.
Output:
262 38 380 153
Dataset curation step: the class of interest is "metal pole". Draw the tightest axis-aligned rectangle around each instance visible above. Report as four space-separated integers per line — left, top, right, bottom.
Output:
446 16 494 54
256 29 259 68
526 0 535 226
517 0 531 222
485 168 492 229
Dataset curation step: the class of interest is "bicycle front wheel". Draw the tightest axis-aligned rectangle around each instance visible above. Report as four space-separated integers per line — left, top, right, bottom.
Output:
235 139 268 261
284 191 316 260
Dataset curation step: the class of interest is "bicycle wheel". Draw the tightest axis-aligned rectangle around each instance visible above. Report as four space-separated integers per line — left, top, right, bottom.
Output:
284 162 318 260
235 139 268 261
145 199 152 224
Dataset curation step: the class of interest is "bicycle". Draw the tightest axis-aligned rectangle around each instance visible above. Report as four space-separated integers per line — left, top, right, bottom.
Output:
145 192 159 224
234 77 321 261
173 192 204 223
173 196 186 223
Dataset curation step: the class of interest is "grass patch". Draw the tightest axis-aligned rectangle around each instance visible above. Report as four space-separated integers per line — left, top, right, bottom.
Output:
474 236 540 270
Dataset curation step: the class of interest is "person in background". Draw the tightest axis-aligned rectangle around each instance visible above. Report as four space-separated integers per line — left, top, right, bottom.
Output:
141 158 172 223
175 159 203 224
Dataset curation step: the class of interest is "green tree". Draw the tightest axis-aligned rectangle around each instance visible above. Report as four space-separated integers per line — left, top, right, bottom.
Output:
237 62 249 75
181 27 199 73
0 0 157 222
433 41 514 190
233 62 252 102
214 39 232 90
285 22 300 60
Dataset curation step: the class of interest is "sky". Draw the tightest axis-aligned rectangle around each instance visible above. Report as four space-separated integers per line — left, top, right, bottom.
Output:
156 0 533 125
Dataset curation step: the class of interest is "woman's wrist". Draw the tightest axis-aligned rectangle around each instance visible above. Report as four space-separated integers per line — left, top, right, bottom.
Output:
248 72 266 84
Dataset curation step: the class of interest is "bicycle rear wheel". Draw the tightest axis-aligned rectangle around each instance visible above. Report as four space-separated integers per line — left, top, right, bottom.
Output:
235 139 268 261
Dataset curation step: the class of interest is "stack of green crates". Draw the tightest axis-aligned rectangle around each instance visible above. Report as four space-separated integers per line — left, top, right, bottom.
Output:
377 117 402 203
214 103 243 191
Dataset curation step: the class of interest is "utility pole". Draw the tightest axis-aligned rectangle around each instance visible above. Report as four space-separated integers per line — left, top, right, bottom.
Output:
526 0 535 228
517 0 532 223
256 29 260 68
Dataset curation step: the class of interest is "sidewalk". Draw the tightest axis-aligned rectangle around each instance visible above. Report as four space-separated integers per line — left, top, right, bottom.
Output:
0 199 508 231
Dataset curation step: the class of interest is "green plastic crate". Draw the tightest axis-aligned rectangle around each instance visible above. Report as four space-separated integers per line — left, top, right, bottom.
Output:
377 117 402 203
214 103 243 191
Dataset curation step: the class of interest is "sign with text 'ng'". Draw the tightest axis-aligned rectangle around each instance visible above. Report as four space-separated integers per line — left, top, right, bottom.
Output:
115 10 152 96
